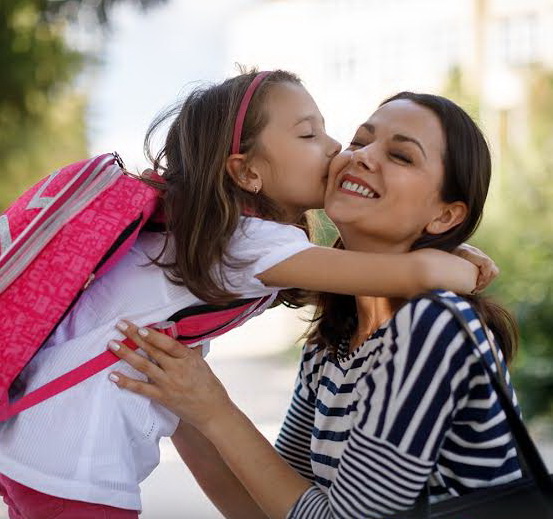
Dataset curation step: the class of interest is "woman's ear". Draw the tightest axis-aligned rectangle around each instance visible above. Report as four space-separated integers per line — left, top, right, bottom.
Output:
226 154 262 194
425 201 468 235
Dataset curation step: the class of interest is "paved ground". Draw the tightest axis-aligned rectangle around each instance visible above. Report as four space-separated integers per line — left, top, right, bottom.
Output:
2 306 553 518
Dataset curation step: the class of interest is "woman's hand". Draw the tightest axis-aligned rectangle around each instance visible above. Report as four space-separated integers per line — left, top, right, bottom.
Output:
108 321 233 432
453 243 499 293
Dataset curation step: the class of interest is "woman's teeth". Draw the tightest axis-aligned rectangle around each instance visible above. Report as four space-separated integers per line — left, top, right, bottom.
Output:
341 180 378 199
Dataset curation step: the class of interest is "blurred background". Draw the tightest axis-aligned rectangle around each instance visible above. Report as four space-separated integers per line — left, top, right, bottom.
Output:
1 0 553 517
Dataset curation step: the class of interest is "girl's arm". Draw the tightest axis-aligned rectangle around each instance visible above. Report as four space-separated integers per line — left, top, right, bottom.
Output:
108 323 313 519
171 421 268 519
256 246 478 298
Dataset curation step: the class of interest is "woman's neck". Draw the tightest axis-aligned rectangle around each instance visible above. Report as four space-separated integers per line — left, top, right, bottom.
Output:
339 228 411 352
349 296 402 352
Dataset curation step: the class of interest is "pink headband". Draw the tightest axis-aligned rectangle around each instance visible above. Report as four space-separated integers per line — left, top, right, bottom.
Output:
231 71 272 154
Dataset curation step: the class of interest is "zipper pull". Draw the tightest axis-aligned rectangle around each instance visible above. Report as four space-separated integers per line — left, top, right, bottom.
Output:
112 151 126 170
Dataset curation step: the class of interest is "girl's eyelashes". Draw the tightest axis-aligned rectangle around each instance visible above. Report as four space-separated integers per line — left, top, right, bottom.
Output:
300 134 316 139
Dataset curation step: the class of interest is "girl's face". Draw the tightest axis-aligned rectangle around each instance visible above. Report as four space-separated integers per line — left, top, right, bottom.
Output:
325 99 448 251
251 82 341 220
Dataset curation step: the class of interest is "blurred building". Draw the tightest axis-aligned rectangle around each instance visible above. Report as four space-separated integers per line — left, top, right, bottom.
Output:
226 0 553 155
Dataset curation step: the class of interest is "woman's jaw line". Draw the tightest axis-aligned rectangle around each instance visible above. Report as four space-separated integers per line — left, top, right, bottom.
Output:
335 225 414 255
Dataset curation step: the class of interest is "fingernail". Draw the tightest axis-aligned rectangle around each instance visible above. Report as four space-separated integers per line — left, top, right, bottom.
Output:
109 373 120 382
108 340 120 351
138 328 148 337
116 321 128 331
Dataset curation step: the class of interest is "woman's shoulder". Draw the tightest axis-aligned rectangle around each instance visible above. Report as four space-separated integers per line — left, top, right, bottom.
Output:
393 289 478 331
388 289 482 364
295 341 332 394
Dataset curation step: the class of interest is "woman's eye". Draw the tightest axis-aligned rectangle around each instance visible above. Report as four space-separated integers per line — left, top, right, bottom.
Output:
300 134 316 139
390 152 412 164
348 141 364 149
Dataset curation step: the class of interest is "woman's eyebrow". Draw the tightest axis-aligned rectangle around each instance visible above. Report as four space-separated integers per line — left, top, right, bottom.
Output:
360 122 374 134
360 122 426 158
392 134 427 158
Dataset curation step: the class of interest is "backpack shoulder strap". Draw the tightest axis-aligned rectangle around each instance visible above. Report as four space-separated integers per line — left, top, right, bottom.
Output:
0 295 274 422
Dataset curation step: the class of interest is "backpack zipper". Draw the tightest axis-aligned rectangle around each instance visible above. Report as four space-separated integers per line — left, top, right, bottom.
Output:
112 151 126 170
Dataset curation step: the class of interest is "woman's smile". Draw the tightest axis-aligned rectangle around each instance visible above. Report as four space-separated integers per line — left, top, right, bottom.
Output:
337 172 381 200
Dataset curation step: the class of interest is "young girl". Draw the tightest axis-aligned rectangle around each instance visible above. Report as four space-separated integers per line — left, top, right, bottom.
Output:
0 70 490 518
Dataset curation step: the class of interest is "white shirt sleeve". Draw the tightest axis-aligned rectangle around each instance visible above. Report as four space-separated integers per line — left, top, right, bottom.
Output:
221 216 316 298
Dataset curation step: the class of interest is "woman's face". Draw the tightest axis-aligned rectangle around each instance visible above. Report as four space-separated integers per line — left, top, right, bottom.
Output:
325 99 449 251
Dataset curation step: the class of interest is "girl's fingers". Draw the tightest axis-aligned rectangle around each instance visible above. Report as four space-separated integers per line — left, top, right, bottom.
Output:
476 262 499 291
108 340 166 382
109 371 161 400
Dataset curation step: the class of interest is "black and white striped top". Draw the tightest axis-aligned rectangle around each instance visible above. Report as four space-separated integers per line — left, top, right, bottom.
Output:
275 290 521 518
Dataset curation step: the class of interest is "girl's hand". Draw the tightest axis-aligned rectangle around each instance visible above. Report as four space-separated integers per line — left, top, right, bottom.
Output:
108 321 233 431
453 243 499 293
412 248 479 295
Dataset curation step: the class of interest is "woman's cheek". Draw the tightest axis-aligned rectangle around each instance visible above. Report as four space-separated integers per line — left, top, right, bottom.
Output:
328 150 350 179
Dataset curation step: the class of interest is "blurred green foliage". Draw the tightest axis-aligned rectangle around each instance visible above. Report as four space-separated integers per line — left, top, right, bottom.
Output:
445 67 553 419
0 0 166 211
0 0 85 210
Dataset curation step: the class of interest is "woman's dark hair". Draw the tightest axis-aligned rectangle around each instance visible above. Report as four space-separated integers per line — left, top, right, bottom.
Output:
307 92 518 364
141 68 311 306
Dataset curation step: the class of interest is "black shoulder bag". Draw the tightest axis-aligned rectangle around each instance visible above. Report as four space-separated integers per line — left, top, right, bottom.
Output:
396 293 553 519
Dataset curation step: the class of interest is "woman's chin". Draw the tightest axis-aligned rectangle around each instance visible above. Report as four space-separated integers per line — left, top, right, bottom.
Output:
324 199 361 225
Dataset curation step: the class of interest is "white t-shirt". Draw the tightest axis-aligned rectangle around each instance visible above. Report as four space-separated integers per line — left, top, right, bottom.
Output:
0 217 315 510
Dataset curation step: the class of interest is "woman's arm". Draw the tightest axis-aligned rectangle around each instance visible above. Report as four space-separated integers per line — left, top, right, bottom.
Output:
171 421 268 519
108 323 313 519
256 246 479 298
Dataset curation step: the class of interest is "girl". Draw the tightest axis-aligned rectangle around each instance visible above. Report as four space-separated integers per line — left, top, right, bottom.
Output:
108 92 521 518
0 71 490 518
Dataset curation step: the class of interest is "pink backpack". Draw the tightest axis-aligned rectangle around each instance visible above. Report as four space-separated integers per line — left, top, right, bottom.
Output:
0 153 272 421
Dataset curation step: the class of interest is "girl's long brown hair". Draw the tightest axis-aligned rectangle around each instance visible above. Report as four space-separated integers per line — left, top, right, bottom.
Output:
307 92 518 364
142 68 311 306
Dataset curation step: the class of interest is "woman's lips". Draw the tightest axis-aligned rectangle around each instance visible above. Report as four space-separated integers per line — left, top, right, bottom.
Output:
338 173 380 199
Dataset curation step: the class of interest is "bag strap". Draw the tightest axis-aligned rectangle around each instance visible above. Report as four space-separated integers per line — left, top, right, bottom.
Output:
417 293 553 511
0 296 271 422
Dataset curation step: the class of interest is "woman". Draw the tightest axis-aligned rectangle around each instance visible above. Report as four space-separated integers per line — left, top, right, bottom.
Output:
108 92 520 518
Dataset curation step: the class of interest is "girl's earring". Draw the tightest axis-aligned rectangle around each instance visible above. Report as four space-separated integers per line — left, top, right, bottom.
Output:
253 185 260 194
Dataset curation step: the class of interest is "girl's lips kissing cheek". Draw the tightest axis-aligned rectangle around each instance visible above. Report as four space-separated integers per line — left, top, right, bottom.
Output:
338 173 381 200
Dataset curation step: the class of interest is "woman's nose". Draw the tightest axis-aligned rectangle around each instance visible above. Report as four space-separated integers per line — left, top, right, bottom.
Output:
352 145 378 173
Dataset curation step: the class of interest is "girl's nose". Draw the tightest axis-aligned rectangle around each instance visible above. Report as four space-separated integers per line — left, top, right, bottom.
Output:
327 136 342 158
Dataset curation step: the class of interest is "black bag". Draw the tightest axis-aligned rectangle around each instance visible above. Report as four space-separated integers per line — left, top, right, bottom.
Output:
395 293 553 519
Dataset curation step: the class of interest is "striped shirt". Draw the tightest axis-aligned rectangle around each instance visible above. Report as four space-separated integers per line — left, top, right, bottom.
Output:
275 290 521 518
